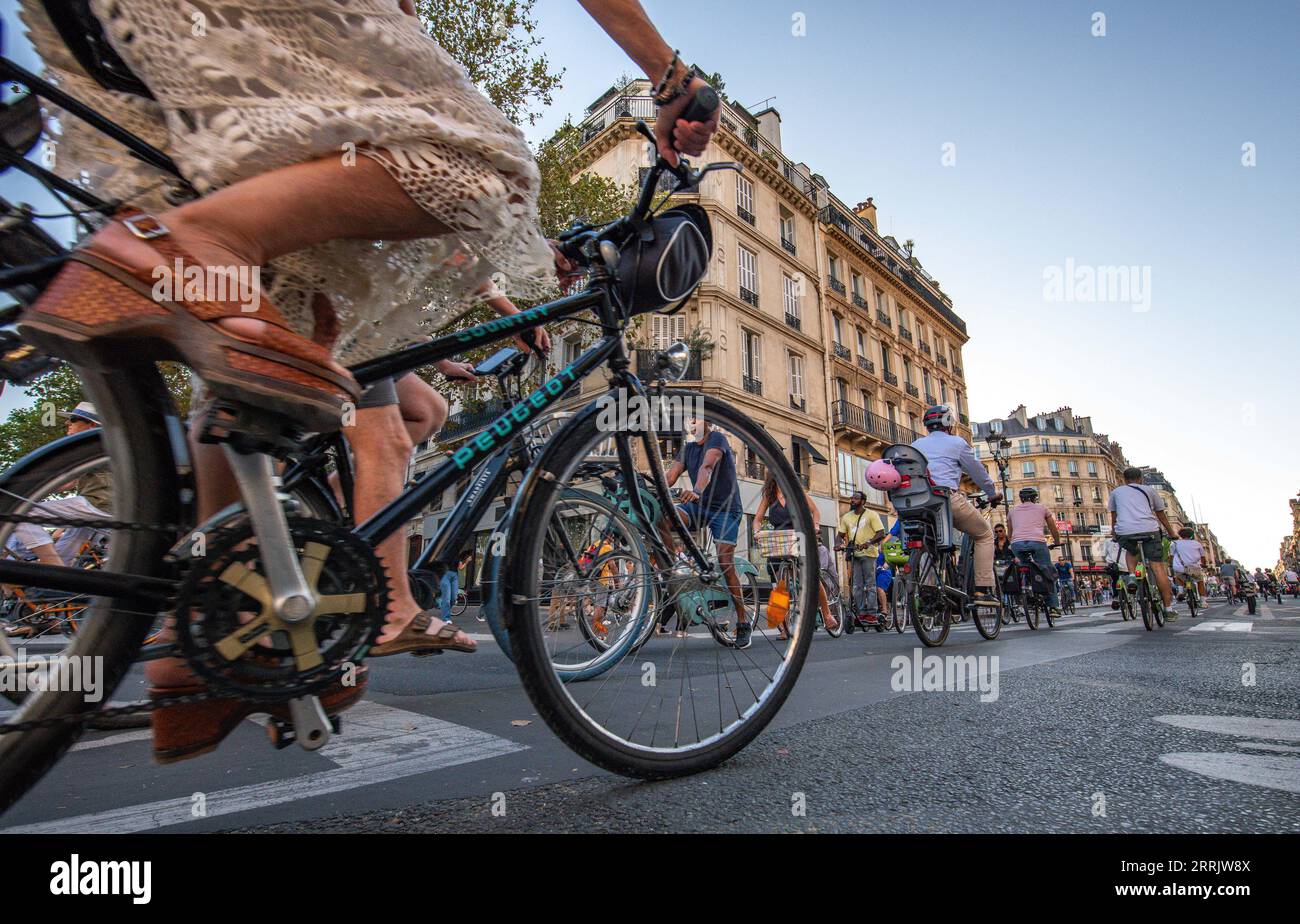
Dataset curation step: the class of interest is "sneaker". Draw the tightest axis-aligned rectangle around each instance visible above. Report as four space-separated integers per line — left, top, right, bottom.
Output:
861 612 880 626
733 621 753 649
971 591 1001 606
1165 609 1179 623
1110 600 1120 610
1048 606 1063 616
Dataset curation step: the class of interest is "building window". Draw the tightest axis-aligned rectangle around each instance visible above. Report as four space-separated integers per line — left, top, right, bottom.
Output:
1022 461 1036 477
1087 461 1098 477
833 314 844 344
940 381 948 403
650 312 685 349
880 343 892 376
1068 460 1079 476
837 451 857 496
736 174 754 221
779 211 795 248
783 273 800 319
737 245 757 301
741 328 762 381
1072 485 1082 502
788 352 804 403
856 327 866 356
875 288 888 318
1049 460 1060 476
1018 439 1030 453
851 272 863 298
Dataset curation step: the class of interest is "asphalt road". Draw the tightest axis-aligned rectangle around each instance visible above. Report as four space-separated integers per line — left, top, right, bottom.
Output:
3 596 1298 833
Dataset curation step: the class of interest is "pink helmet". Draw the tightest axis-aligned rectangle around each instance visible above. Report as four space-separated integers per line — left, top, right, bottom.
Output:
866 458 902 491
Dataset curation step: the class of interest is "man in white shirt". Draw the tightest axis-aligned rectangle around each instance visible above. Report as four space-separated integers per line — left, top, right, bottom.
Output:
1169 527 1207 601
1107 467 1179 617
910 405 1003 603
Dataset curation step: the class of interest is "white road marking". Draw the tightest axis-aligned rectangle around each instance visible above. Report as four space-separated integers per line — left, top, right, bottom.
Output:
69 730 152 752
1160 752 1300 794
1155 715 1300 741
1237 742 1300 754
1187 620 1252 632
0 700 527 834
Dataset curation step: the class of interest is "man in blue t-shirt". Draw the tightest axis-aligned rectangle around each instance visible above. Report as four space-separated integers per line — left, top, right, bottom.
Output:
661 417 750 646
1054 557 1074 608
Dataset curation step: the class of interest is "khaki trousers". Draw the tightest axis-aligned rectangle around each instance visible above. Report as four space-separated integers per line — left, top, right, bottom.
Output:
949 492 994 588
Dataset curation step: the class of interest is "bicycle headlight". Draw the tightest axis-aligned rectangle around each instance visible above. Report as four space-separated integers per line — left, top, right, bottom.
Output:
655 340 691 382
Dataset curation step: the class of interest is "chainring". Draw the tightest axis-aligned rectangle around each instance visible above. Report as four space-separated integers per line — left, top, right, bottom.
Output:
173 517 387 700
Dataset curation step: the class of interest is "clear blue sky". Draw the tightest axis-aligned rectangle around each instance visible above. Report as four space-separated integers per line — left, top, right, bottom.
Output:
2 1 1296 565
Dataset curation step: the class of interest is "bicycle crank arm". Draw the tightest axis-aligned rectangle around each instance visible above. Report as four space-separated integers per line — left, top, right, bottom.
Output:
266 695 334 752
222 447 317 623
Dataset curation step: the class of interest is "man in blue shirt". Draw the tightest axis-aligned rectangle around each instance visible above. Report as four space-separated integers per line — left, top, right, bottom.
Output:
662 417 751 646
910 405 1003 604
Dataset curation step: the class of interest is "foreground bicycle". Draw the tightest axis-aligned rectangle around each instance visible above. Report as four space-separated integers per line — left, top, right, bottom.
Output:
0 52 818 806
881 444 1002 647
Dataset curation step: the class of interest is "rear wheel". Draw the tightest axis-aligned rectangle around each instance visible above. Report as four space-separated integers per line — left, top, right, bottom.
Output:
907 549 953 648
972 597 1001 640
0 363 183 813
1021 595 1040 630
1139 585 1154 630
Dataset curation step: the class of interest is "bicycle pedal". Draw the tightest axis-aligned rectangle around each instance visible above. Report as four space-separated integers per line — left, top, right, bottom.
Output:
197 400 308 455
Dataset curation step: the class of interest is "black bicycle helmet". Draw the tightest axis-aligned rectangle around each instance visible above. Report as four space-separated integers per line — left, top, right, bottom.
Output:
1019 487 1039 502
922 404 956 431
616 204 712 316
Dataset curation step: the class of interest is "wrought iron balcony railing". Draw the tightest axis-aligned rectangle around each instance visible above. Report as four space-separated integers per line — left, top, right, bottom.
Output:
739 286 759 308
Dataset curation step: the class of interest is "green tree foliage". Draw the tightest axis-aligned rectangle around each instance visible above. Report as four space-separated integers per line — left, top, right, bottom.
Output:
0 363 191 469
413 0 563 127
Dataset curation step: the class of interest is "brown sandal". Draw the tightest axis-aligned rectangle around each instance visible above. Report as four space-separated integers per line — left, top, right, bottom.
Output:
370 611 477 657
149 669 368 765
17 209 359 434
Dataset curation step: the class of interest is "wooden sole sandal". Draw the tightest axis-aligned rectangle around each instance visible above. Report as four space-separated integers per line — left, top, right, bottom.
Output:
149 669 368 765
17 208 359 435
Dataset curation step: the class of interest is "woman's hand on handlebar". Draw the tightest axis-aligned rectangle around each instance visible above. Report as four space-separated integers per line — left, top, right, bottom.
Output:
655 75 720 166
436 359 477 383
550 240 585 289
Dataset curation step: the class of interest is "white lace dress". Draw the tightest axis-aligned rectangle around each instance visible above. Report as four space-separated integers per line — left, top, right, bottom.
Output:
18 0 556 364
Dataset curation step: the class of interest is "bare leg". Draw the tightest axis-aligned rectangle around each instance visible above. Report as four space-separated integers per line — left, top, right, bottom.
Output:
349 405 474 650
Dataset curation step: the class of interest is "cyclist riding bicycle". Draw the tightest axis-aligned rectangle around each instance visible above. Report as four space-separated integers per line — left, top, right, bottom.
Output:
1054 556 1074 612
1219 559 1242 600
1170 527 1207 602
1007 487 1064 616
910 405 1003 605
1107 466 1180 620
755 475 836 635
16 0 721 762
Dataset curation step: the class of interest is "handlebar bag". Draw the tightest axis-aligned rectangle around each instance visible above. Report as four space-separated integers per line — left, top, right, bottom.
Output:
617 204 711 315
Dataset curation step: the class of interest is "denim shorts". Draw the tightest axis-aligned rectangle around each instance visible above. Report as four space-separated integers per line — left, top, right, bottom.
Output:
678 502 741 545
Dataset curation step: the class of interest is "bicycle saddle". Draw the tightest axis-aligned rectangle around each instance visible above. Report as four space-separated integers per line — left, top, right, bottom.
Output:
41 0 154 99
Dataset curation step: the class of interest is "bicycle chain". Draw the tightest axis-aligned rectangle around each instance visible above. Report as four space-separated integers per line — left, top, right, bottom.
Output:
0 509 183 534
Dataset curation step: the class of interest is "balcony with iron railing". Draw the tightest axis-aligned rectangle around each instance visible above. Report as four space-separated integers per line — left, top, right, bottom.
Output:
744 458 768 481
898 325 912 342
831 400 920 444
795 470 810 488
784 312 801 331
925 392 936 405
852 293 869 310
739 286 759 308
742 375 763 396
905 382 920 398
790 395 806 411
954 365 964 378
919 342 931 357
817 202 967 336
439 398 509 443
938 355 948 368
833 343 851 361
883 370 899 386
876 310 892 327
781 236 797 256
737 205 755 225
828 276 846 296
857 356 875 374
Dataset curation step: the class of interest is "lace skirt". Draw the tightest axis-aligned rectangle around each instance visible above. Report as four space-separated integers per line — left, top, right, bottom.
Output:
18 0 556 364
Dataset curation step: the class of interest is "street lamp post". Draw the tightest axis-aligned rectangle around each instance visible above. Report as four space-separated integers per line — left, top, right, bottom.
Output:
984 432 1012 525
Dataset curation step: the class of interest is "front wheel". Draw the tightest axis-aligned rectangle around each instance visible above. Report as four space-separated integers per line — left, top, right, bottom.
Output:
907 549 953 648
820 571 845 638
0 362 184 813
504 392 818 779
972 600 1001 640
1139 587 1154 630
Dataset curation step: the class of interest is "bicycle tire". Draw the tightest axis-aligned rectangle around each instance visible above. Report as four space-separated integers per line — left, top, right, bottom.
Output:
907 549 952 648
1139 585 1154 630
820 571 845 638
504 392 817 779
972 597 1001 640
0 362 183 814
1021 595 1040 630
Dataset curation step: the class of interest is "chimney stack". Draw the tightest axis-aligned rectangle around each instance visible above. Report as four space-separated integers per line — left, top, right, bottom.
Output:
855 197 878 229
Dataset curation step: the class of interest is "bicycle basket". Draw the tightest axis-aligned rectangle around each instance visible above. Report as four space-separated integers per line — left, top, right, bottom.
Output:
753 529 802 561
617 204 711 315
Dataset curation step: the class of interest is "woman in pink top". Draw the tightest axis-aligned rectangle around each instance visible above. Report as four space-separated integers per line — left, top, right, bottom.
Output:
1007 487 1064 614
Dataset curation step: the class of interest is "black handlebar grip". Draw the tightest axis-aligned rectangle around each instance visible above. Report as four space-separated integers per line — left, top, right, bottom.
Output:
678 86 719 125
